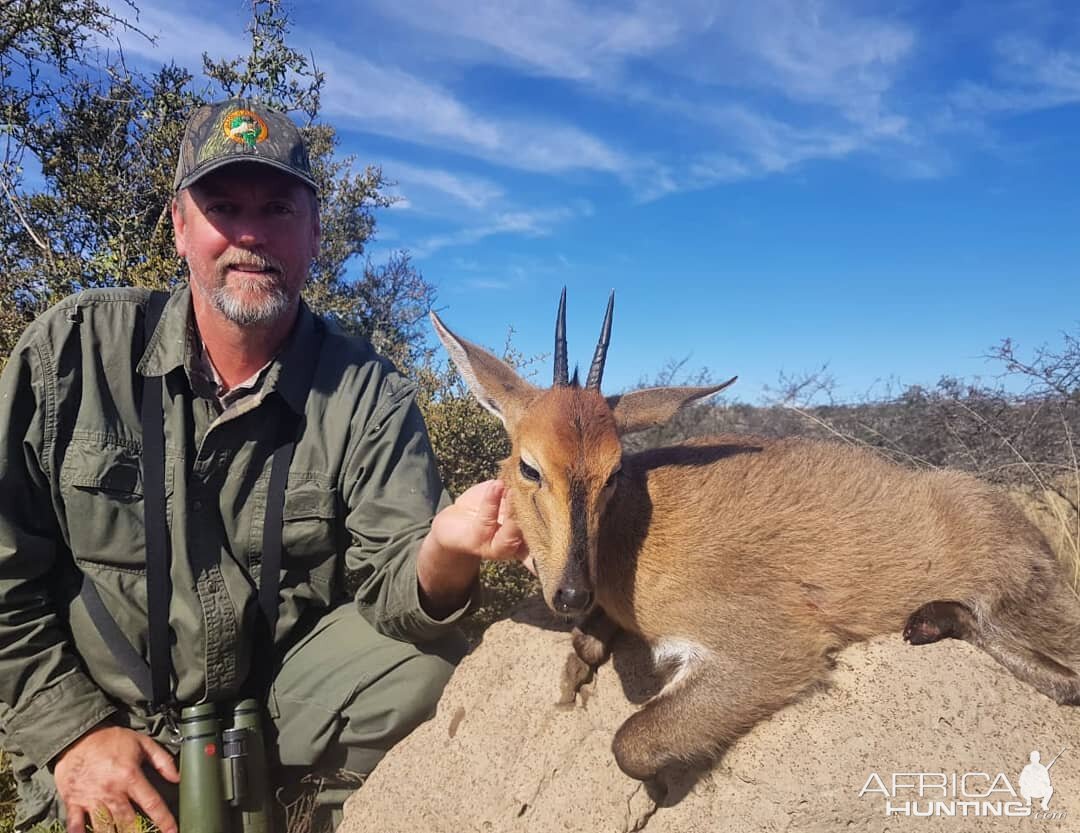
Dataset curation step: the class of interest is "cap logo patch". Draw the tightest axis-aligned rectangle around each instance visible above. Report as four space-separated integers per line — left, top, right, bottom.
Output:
222 109 268 147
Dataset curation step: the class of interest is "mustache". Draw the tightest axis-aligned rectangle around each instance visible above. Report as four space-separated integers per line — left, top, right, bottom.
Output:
219 251 284 275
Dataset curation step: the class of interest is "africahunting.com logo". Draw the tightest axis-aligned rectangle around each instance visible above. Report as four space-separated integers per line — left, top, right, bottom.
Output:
859 748 1068 821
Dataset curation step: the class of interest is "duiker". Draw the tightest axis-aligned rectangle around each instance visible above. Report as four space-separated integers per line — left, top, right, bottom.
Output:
431 291 1080 781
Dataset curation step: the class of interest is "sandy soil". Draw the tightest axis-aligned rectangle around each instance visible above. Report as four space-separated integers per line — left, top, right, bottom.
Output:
341 595 1079 833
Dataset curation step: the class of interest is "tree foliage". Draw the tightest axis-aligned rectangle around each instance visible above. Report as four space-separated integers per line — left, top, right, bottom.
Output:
0 0 433 371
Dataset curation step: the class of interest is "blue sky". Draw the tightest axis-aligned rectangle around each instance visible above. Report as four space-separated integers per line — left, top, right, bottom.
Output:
110 0 1079 402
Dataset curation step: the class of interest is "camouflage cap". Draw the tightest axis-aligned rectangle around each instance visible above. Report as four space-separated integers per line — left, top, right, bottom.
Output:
173 98 318 193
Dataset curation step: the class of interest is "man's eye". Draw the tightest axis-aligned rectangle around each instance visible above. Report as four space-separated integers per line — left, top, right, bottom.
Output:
519 460 541 483
270 203 294 215
206 203 235 215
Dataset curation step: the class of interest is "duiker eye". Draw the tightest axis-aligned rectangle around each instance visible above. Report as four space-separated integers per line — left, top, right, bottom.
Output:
519 459 541 483
604 467 621 490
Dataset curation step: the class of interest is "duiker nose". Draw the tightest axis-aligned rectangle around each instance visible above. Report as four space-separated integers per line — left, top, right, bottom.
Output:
553 586 594 614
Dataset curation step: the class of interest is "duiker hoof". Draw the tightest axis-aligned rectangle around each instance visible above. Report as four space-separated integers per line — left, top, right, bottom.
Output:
572 626 611 667
903 600 974 645
903 615 945 645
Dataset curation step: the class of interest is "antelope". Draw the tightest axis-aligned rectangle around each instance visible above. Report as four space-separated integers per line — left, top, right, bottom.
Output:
430 291 1080 782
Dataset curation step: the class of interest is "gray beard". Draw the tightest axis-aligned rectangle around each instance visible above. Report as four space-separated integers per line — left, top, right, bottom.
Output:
208 281 291 326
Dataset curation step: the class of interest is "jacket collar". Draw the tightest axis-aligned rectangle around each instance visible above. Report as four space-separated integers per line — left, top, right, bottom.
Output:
137 284 321 416
264 300 321 415
137 286 192 379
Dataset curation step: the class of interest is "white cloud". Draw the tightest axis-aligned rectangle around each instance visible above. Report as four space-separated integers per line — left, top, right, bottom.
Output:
350 0 923 195
950 35 1080 117
712 104 865 171
623 96 909 202
109 0 918 197
317 57 501 150
366 1 914 125
997 34 1080 92
365 0 681 82
462 278 514 291
307 41 633 176
412 203 592 258
722 0 915 117
111 1 631 178
367 163 598 259
105 0 239 70
381 162 505 211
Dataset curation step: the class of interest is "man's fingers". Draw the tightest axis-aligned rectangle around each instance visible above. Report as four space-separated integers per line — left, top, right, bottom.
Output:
129 773 178 833
430 479 523 560
104 796 138 833
66 805 87 833
489 522 525 560
468 479 504 526
497 488 514 525
139 734 180 783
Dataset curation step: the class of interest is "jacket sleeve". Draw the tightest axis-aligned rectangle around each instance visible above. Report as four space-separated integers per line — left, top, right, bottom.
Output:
341 372 477 642
0 330 117 768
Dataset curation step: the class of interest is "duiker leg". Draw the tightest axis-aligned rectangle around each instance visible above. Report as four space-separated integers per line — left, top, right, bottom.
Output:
980 583 1080 705
612 639 831 780
906 589 1080 705
572 607 620 666
559 608 620 707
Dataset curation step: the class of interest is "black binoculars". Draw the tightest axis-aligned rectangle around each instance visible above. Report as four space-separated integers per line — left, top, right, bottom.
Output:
177 699 274 833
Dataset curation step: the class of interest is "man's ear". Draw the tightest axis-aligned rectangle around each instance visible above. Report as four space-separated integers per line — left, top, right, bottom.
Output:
310 193 321 258
430 311 538 429
607 378 737 435
171 195 187 258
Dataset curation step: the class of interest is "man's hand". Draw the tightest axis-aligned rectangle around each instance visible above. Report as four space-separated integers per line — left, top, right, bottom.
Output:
431 479 526 561
417 480 530 618
53 724 179 833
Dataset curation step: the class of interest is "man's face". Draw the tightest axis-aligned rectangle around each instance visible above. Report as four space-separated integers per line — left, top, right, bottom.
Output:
172 163 320 327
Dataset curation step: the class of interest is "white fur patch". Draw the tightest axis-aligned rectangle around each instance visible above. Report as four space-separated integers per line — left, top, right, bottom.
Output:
652 638 711 694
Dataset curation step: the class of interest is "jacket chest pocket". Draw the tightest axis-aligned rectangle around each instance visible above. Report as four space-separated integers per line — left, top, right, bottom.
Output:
60 442 156 569
281 482 339 571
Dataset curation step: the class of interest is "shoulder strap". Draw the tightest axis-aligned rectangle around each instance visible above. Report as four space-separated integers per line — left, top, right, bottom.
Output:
78 291 169 706
79 575 155 700
259 431 294 640
251 317 325 695
141 291 173 711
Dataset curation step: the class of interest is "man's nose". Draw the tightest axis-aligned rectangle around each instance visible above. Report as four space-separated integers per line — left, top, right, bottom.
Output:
232 218 267 248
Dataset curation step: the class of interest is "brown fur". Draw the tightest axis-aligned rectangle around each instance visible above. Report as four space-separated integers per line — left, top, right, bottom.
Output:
431 311 1080 782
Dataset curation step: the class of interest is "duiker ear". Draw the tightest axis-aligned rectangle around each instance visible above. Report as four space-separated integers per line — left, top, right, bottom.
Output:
606 377 737 435
430 311 537 427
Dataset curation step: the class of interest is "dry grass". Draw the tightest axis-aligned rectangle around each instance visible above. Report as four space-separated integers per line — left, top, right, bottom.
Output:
0 750 15 833
1010 481 1080 591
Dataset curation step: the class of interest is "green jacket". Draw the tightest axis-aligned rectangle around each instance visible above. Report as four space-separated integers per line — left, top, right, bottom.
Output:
0 286 461 770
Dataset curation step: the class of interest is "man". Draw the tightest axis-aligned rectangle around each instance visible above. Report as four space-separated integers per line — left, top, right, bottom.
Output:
0 99 527 832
